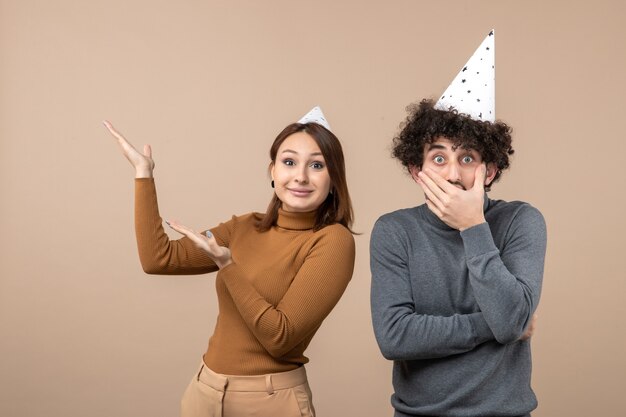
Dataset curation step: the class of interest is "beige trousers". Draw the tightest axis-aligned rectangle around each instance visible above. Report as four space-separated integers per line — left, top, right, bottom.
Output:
180 361 315 417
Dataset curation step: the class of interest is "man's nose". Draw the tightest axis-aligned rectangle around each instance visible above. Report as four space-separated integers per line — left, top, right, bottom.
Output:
444 162 462 183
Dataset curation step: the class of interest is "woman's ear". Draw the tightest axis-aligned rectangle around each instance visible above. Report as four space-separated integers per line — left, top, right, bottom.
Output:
485 163 498 186
408 165 421 183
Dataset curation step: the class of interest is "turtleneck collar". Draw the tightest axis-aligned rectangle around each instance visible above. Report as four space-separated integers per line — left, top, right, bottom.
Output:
276 208 317 231
419 193 490 231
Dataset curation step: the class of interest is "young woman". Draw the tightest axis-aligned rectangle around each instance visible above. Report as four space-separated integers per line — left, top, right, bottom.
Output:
104 108 355 417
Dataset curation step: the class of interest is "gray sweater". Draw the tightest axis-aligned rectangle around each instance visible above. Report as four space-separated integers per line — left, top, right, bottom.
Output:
370 197 546 417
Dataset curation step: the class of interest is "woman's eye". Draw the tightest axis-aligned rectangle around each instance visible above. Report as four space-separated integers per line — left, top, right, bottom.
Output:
462 156 474 164
283 159 295 166
311 162 325 169
433 156 445 164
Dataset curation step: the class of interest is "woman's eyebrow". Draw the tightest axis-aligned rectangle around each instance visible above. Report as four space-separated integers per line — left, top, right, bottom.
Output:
280 149 323 157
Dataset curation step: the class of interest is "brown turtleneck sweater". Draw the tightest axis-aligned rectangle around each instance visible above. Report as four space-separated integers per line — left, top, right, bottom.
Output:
134 178 355 375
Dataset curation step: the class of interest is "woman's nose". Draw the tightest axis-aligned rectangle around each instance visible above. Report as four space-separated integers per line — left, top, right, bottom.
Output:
295 167 309 183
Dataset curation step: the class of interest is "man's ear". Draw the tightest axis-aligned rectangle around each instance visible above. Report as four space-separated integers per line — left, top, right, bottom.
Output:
485 163 498 187
408 165 421 183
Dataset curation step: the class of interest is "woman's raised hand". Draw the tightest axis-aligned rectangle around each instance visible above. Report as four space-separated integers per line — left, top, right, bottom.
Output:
103 120 155 178
165 220 233 269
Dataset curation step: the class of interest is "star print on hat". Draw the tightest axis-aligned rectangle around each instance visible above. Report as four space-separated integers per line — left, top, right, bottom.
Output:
435 29 495 122
298 106 331 131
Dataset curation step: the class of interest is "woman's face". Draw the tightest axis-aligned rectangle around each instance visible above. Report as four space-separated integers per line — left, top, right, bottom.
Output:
270 131 332 213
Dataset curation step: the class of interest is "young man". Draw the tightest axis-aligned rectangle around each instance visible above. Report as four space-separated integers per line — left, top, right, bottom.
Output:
370 31 547 417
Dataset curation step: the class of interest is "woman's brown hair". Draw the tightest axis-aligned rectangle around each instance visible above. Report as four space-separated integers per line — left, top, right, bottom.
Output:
257 123 354 233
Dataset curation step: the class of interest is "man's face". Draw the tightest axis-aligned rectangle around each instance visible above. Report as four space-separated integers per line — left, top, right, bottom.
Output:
410 137 495 191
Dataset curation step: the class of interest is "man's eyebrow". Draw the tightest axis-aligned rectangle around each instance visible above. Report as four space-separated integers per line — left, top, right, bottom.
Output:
426 144 478 154
425 144 448 151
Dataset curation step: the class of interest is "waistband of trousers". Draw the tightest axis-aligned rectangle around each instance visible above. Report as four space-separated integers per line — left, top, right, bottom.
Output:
197 362 308 393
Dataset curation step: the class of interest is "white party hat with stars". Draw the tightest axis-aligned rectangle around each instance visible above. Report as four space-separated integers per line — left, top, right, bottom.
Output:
298 106 331 131
435 30 495 122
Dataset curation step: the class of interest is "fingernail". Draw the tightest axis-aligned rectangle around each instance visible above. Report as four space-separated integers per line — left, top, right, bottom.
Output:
205 231 212 238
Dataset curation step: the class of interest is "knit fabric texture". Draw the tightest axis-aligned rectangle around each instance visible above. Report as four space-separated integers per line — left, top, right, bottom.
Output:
371 196 546 417
135 178 355 375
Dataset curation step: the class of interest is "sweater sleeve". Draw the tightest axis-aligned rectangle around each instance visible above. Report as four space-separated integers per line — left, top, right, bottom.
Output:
460 205 547 344
134 178 223 275
217 225 355 358
370 217 494 360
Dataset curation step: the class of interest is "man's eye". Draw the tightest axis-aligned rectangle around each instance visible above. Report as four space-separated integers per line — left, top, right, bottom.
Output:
434 156 445 164
462 156 474 164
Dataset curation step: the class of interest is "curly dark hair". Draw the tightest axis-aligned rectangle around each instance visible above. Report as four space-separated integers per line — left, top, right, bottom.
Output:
392 99 514 190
